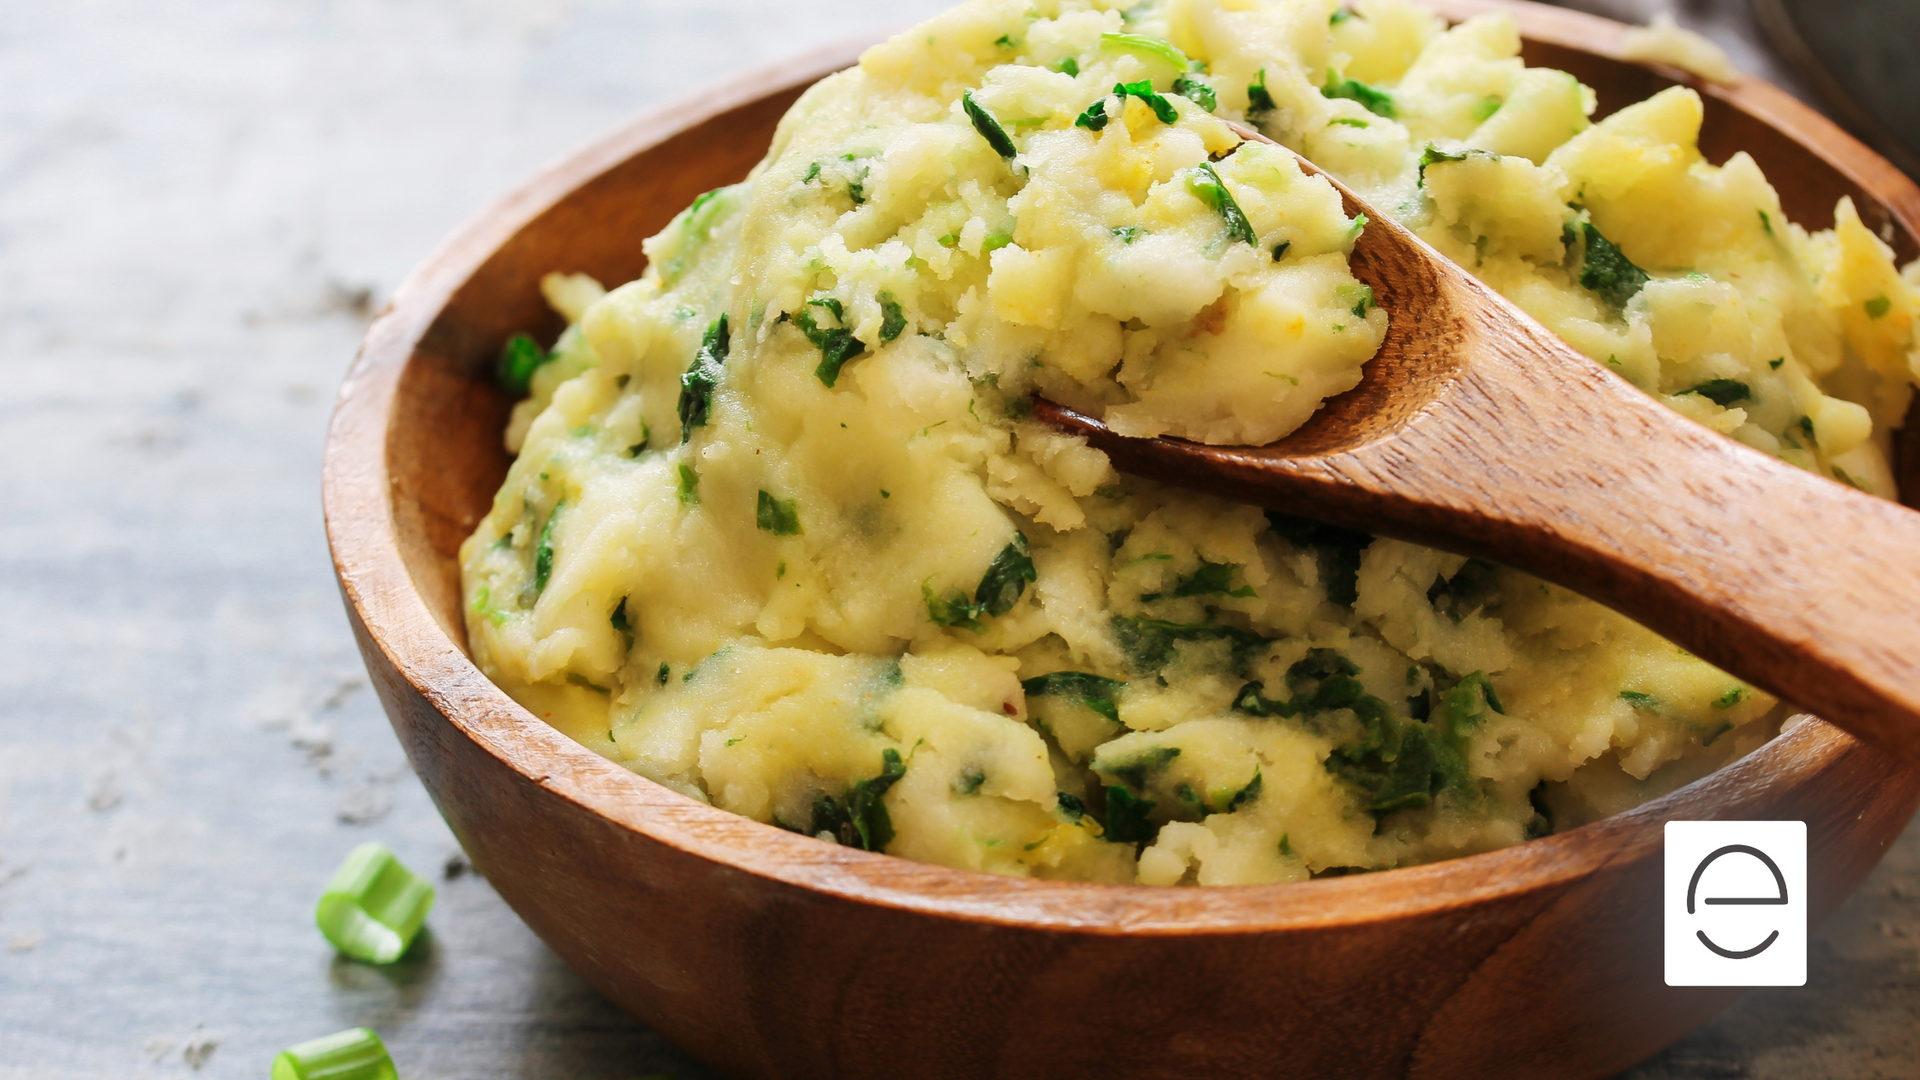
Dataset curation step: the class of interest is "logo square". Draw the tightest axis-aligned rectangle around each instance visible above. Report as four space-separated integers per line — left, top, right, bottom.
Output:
1665 820 1806 986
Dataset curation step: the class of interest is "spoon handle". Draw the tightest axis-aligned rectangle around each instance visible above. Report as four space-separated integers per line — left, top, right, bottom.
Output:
1041 309 1920 761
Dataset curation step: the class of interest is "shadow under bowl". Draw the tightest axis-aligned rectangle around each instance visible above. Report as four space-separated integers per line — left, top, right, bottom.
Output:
324 2 1920 1076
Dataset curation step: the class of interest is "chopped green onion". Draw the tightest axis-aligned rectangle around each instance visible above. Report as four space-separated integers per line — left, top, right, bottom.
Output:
1172 73 1217 112
1186 163 1257 246
1055 57 1080 77
879 293 907 342
1099 31 1190 70
1578 222 1649 312
1681 379 1750 407
962 90 1018 161
315 843 434 964
676 463 700 507
1247 69 1277 122
1074 98 1109 131
677 314 729 439
1322 73 1396 118
757 490 802 535
1865 294 1891 319
496 333 549 395
1115 80 1179 124
272 1028 397 1080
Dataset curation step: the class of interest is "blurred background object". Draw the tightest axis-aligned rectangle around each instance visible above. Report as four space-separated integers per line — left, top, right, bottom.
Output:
1562 0 1920 174
1751 0 1920 178
0 2 1913 1079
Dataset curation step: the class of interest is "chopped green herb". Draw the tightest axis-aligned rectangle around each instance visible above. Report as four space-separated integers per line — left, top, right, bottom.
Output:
1111 614 1269 674
1074 97 1110 131
1330 6 1354 23
1055 791 1086 822
1348 213 1368 240
925 533 1035 628
656 662 670 686
676 463 700 507
1265 510 1371 607
1099 32 1190 70
1172 73 1217 112
1757 209 1772 235
976 532 1037 616
1866 294 1891 319
982 230 1014 253
1329 116 1369 128
497 332 550 395
1104 743 1179 793
756 490 801 536
1271 240 1291 261
1443 671 1504 734
1247 69 1276 122
272 1028 397 1080
1619 690 1659 711
534 501 561 593
1342 283 1376 319
994 33 1013 48
1471 95 1503 121
953 766 987 796
1416 143 1493 185
1022 671 1126 724
962 89 1019 161
1322 74 1395 117
1770 357 1785 369
1578 222 1650 312
1172 560 1257 598
795 297 867 387
1114 79 1179 124
315 843 435 965
566 673 611 695
1799 415 1817 444
1224 768 1263 812
806 749 907 851
1278 833 1294 858
879 293 907 342
677 314 729 439
1101 785 1158 843
1682 379 1751 407
1055 57 1080 77
1714 686 1748 710
1186 162 1257 246
1111 225 1143 244
880 489 890 499
802 161 821 184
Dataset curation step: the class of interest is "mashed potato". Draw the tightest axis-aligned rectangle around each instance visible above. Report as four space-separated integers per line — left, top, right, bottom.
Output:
460 0 1920 885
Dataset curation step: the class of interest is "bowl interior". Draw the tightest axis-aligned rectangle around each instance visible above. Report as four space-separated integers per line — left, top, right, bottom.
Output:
374 2 1920 857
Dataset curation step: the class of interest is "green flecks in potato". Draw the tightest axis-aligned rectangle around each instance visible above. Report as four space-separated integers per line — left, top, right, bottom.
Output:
1577 222 1650 313
497 333 550 395
756 490 802 536
677 315 729 439
1682 379 1750 407
460 0 1915 887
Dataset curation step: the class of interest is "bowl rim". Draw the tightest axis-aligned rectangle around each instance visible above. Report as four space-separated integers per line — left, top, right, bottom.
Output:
324 0 1920 936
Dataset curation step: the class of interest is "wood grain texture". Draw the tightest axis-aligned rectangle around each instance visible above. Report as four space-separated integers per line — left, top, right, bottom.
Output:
322 5 1920 1078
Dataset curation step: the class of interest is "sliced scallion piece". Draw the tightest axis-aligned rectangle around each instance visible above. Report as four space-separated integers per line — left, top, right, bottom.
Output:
315 842 434 964
271 1027 397 1080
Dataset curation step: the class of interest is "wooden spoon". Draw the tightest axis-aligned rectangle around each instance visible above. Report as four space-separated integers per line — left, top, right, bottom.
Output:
1035 128 1920 763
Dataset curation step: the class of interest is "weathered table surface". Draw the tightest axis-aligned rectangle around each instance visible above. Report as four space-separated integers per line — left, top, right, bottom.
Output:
0 2 1914 1078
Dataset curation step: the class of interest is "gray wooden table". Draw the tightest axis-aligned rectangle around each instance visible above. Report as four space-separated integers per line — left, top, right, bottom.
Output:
0 2 1914 1078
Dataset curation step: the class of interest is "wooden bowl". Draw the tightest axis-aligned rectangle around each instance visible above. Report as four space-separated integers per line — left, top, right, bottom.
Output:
324 2 1920 1076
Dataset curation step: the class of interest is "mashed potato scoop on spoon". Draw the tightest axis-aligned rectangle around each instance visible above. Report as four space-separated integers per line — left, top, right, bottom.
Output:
1038 125 1920 766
